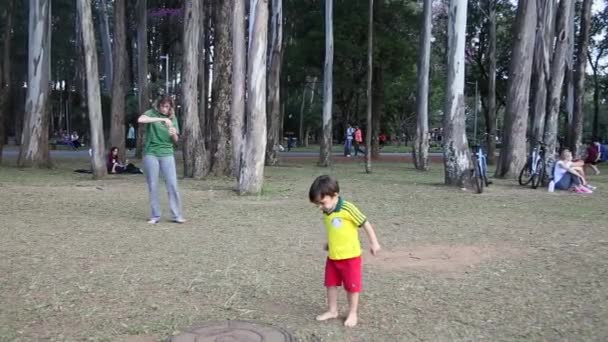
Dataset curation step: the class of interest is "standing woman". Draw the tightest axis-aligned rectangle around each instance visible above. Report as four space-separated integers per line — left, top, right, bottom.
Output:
137 96 186 224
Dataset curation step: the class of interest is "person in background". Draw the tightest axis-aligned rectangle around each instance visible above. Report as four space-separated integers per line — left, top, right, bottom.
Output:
553 149 593 194
107 147 142 174
584 140 602 175
70 131 81 149
353 126 364 157
126 123 136 151
344 124 355 157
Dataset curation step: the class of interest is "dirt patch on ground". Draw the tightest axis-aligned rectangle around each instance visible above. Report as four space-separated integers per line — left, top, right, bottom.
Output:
367 244 523 274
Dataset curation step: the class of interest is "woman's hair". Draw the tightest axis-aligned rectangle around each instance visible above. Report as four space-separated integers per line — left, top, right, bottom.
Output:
110 147 118 153
154 96 175 118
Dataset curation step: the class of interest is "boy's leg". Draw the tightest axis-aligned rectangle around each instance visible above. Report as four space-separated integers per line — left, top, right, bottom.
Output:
345 292 359 327
343 256 362 327
317 258 340 321
316 287 339 321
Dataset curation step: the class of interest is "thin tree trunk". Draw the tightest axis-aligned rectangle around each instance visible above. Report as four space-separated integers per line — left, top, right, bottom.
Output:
210 0 233 176
413 0 432 171
530 0 555 143
298 84 307 146
135 0 148 158
182 0 206 179
238 0 268 195
98 0 113 94
570 0 592 157
18 0 52 168
319 0 333 167
365 0 374 173
590 51 602 139
496 0 537 178
78 0 107 178
266 0 284 166
371 66 383 160
443 0 471 186
110 0 127 162
0 0 15 163
544 0 574 173
198 1 206 141
484 0 498 165
564 2 575 142
232 0 246 178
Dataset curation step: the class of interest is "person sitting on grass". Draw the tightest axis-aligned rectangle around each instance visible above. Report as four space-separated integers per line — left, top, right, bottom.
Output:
309 175 381 327
553 149 593 194
107 147 142 174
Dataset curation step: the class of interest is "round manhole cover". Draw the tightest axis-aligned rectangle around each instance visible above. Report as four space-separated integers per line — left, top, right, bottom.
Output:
169 320 294 342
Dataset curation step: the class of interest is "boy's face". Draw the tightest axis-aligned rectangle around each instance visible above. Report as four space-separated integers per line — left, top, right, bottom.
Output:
314 193 339 214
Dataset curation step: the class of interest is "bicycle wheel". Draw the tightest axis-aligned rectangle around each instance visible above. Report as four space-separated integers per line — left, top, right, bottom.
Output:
473 159 484 194
518 162 533 186
531 159 545 189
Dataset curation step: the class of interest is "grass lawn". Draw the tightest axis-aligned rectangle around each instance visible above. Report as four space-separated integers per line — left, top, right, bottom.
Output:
0 155 606 341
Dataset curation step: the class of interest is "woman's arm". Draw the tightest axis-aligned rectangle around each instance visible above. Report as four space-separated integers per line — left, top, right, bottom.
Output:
138 114 171 126
169 127 179 143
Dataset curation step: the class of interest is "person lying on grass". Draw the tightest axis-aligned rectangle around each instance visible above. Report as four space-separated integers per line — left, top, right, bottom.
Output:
309 175 381 327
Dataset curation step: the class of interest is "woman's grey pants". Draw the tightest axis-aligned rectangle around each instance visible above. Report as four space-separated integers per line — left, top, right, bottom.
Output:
144 155 183 220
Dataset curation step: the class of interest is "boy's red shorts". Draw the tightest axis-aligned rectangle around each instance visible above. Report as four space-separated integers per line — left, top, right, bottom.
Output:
324 256 362 293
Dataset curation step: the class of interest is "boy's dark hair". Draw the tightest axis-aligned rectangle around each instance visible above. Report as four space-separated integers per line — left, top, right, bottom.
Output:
309 175 340 202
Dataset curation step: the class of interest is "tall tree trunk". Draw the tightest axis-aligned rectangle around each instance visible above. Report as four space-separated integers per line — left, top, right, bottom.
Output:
298 84 307 146
496 0 537 178
210 0 233 176
198 2 206 141
232 0 246 178
484 0 498 165
371 66 383 160
365 0 374 173
98 0 113 94
319 0 333 167
0 0 15 163
544 0 574 173
238 0 268 195
266 0 284 166
530 0 555 143
564 2 575 142
413 0 432 171
135 0 148 158
590 52 602 139
78 0 107 178
18 0 52 168
110 0 127 162
442 0 471 186
182 0 206 179
570 0 592 157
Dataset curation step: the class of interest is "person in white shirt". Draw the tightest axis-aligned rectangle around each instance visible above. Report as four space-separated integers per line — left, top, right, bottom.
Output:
553 149 593 194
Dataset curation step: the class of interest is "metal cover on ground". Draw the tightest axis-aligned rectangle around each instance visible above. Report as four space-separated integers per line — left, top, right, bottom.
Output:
169 320 294 342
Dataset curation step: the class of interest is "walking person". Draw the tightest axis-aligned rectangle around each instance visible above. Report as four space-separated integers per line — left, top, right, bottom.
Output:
137 96 186 224
126 123 136 150
344 124 355 157
353 126 364 157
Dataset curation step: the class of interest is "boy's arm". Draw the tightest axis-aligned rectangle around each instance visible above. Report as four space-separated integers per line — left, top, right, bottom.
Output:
362 221 381 256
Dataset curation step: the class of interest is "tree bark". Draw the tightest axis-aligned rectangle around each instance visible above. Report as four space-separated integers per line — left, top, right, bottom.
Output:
182 0 206 179
564 2 575 141
483 0 498 165
319 0 333 167
496 0 537 178
365 0 374 173
570 0 592 157
135 0 148 158
198 1 206 143
266 0 284 166
544 0 574 172
413 0 432 171
18 0 52 168
210 0 233 176
238 0 268 195
98 0 113 94
0 0 15 164
530 0 555 143
442 0 472 186
110 0 127 162
371 66 383 160
589 50 603 139
232 0 246 178
78 0 107 178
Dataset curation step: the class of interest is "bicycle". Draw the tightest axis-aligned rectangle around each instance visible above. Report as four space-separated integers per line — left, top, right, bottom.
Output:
471 145 491 194
518 140 546 189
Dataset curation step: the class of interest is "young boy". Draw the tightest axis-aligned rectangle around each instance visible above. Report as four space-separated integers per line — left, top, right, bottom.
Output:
309 175 381 327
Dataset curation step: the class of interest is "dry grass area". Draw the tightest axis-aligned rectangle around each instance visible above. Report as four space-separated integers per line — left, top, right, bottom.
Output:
0 155 607 341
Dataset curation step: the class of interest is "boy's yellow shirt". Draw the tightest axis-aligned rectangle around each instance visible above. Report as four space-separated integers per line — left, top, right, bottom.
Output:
323 198 367 260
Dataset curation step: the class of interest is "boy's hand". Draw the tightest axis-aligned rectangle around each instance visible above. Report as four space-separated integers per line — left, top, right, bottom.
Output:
369 243 381 256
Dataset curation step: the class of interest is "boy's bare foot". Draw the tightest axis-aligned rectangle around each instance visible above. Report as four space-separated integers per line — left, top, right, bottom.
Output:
315 311 338 321
344 313 358 327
